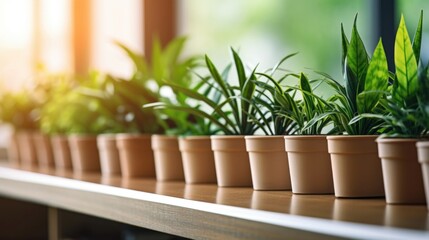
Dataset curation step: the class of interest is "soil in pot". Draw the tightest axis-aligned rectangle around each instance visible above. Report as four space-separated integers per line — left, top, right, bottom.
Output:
377 138 426 204
327 135 384 198
211 135 252 187
284 135 334 194
68 135 101 173
116 134 155 178
152 135 184 181
245 135 291 190
51 135 72 170
179 136 216 184
97 134 121 176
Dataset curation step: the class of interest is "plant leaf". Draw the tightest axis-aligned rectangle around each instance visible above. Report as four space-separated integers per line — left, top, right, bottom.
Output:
412 10 423 63
394 15 418 106
357 39 388 113
341 23 350 75
345 15 369 107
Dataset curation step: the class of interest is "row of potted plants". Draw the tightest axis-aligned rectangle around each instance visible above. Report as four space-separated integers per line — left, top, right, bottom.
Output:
1 13 428 210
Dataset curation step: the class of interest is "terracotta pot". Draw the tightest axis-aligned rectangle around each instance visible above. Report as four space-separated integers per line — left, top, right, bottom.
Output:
284 135 334 194
7 133 20 164
327 135 384 198
97 134 121 176
417 141 429 210
116 134 155 178
32 133 55 168
51 135 72 169
377 138 426 204
151 135 184 181
211 135 252 187
68 135 101 173
178 136 216 184
16 131 37 166
245 136 291 190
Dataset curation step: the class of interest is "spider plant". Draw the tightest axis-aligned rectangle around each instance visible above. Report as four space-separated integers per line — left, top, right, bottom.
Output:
351 12 425 137
146 48 268 136
321 15 390 135
256 64 334 135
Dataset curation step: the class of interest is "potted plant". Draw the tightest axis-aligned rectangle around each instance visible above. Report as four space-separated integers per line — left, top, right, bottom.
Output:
323 15 390 198
112 37 197 180
416 62 429 210
355 12 426 204
257 68 336 193
243 58 306 191
0 89 39 166
152 48 267 187
144 78 219 184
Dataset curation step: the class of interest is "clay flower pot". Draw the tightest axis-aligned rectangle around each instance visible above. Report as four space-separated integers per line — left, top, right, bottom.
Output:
68 135 101 173
327 135 384 198
211 135 252 187
284 135 334 194
245 136 291 190
97 134 121 176
32 133 55 168
51 135 72 169
416 141 429 210
116 134 155 178
7 133 20 164
377 138 426 204
152 135 184 181
16 131 38 166
179 136 216 184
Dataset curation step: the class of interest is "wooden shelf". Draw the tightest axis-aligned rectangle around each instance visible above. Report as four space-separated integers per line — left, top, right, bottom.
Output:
0 162 428 240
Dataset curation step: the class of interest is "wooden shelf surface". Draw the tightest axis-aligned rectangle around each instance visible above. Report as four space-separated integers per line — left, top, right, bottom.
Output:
0 162 428 240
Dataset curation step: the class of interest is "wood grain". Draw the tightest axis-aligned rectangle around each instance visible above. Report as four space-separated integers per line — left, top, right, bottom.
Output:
0 163 428 240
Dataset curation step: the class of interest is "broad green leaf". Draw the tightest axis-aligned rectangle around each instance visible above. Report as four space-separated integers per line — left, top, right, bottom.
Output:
412 10 423 63
346 15 369 102
394 15 418 105
357 39 388 113
341 23 350 74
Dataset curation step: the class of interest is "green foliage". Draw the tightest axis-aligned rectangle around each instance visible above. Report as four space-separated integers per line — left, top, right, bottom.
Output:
41 72 127 134
0 90 39 130
327 15 389 135
256 69 334 135
84 36 199 134
148 48 268 135
352 12 426 137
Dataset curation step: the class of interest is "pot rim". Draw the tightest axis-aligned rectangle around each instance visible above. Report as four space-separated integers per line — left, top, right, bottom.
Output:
244 135 284 140
416 141 429 148
179 135 211 140
326 135 378 140
68 134 97 140
116 133 151 140
210 135 246 140
376 137 418 143
152 134 178 140
284 135 327 140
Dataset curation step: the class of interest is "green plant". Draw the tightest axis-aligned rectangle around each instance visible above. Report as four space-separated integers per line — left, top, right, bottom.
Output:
322 15 390 135
147 48 268 135
256 54 334 135
351 12 425 137
86 36 198 134
41 72 127 135
0 89 39 131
